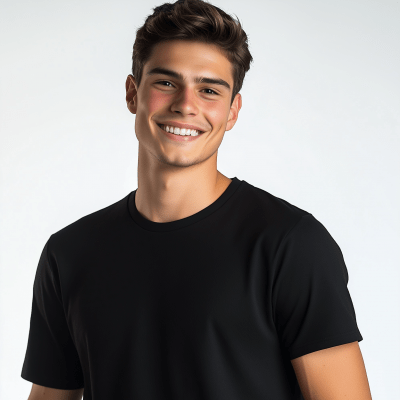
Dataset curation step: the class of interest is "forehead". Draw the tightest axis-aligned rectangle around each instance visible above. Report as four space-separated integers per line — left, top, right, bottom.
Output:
144 40 233 86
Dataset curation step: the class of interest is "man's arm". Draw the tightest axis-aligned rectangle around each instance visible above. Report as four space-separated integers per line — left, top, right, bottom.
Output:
291 341 372 400
28 383 84 400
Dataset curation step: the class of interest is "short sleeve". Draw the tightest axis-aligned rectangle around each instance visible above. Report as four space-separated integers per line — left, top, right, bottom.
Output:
272 214 363 361
21 235 84 389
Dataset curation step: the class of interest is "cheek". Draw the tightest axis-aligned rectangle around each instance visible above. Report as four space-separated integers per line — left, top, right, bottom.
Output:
146 90 168 113
205 102 228 127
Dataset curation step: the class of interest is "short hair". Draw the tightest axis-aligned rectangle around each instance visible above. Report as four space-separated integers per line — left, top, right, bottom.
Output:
131 0 253 106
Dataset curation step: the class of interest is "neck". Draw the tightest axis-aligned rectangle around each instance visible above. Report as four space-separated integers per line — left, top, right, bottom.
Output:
135 144 231 223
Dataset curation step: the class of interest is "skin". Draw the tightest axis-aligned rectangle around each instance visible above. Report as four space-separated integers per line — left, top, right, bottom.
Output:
125 40 242 223
291 341 373 399
28 384 83 399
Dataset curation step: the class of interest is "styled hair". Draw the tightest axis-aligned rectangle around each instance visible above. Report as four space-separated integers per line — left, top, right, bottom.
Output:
131 0 253 106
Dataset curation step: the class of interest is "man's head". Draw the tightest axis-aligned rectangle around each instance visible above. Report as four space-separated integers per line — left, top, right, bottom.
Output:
130 0 253 107
125 0 253 169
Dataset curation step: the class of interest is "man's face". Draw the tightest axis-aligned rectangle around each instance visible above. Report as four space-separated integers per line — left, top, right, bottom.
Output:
126 40 241 168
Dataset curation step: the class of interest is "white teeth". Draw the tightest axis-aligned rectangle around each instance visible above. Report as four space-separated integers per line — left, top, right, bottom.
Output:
161 124 200 136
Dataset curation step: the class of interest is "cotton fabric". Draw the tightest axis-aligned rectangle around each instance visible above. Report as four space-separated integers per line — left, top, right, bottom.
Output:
21 177 363 399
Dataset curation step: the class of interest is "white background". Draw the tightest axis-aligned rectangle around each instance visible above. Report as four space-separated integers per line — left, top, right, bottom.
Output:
1 0 399 398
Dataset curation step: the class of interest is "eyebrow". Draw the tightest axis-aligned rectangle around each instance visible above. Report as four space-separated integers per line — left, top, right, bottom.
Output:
146 67 231 91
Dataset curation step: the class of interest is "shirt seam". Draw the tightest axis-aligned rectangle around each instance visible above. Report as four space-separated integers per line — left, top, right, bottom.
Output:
128 179 243 233
288 328 362 359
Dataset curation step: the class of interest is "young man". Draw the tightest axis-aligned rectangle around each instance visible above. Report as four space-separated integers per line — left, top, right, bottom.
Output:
126 38 239 225
21 1 372 399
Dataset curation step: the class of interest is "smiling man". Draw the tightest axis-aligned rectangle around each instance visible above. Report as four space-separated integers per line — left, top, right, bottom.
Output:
21 1 372 400
125 38 240 224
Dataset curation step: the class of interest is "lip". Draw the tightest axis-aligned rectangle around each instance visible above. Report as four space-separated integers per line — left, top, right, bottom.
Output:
157 123 204 142
156 121 206 133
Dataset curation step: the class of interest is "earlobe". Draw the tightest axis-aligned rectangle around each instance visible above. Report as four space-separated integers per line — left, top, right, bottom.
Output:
127 99 136 114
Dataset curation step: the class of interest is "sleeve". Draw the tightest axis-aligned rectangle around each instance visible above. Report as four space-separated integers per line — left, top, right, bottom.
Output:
21 235 84 389
271 213 363 361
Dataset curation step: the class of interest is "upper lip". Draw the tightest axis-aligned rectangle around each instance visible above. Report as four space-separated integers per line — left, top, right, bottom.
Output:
156 121 206 133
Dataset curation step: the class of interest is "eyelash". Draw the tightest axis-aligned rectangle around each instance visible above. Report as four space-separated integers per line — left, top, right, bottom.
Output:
156 80 219 95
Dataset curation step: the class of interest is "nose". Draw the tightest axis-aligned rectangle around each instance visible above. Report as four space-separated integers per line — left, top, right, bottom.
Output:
171 87 199 115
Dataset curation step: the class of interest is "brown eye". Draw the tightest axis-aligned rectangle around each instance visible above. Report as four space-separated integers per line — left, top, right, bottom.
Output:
156 81 173 87
203 88 218 95
156 81 218 95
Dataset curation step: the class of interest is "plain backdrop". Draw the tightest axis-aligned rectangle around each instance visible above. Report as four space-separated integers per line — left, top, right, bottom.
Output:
1 0 399 398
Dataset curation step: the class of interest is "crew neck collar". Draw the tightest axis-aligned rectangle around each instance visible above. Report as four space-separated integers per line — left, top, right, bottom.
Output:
128 177 242 232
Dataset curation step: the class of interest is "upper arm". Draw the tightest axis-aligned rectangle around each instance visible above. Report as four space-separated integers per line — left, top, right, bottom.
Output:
291 341 372 400
28 384 84 400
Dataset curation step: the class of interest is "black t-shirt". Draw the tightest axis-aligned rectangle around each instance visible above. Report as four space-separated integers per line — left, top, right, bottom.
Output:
21 177 363 400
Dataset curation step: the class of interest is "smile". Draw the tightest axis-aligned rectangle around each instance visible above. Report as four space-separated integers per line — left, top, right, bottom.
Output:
157 123 204 136
156 123 205 142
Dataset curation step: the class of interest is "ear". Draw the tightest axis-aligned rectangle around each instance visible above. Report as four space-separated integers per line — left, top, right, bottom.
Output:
225 92 242 131
125 75 137 114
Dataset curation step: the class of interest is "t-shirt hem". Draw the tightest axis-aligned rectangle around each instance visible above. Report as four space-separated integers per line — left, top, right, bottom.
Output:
288 329 363 360
21 371 84 390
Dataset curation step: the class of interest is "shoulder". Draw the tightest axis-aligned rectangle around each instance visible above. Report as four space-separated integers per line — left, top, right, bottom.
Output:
48 193 131 254
239 181 343 264
240 180 312 235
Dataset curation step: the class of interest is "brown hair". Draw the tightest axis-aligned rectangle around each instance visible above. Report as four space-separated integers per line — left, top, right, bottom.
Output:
131 0 253 106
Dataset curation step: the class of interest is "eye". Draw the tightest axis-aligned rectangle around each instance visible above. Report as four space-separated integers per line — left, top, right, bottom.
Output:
155 81 219 95
203 88 218 95
157 80 174 87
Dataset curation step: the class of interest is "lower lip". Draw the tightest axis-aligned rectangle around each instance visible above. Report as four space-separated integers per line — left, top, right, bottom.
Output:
157 124 204 142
